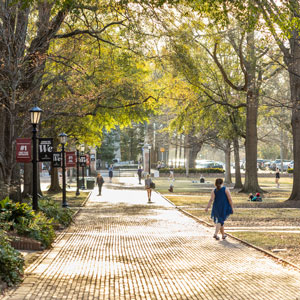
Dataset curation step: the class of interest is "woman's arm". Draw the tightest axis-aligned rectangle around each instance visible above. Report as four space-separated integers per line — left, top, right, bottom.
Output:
225 188 234 213
205 190 215 212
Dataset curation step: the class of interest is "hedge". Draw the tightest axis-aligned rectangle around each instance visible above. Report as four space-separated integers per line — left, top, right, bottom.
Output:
158 167 225 174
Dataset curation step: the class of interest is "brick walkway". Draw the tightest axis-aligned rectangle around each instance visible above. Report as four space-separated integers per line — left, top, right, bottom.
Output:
3 186 300 300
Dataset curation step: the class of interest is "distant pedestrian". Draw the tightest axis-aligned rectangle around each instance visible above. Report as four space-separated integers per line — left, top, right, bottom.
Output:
137 165 143 184
108 164 113 183
205 178 234 240
96 173 104 196
145 174 153 202
275 167 280 188
168 167 174 192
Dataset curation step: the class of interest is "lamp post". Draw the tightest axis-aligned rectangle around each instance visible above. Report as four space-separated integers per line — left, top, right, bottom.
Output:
75 143 80 196
148 145 152 175
80 144 85 189
29 106 43 211
59 133 68 208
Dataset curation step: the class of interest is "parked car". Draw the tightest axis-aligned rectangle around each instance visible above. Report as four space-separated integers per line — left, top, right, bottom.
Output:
198 161 224 169
270 159 292 171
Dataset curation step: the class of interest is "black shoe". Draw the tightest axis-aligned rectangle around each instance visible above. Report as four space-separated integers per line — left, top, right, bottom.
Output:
213 234 220 240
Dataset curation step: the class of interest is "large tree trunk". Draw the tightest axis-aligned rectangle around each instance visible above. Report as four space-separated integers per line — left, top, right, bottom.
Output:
189 144 202 168
240 31 262 193
22 162 43 197
233 138 243 189
224 141 232 184
287 30 300 201
48 166 62 193
185 134 190 177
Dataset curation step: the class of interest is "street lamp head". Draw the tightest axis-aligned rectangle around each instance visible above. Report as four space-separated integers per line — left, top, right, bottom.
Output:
80 144 85 152
148 145 152 150
59 132 68 145
29 106 43 124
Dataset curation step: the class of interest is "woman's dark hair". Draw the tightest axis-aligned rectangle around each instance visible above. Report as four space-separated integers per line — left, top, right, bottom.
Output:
215 178 223 190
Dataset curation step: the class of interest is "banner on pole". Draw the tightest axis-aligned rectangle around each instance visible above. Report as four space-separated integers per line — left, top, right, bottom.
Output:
79 155 86 167
86 154 90 166
53 152 62 167
38 138 53 162
16 138 31 163
66 152 76 167
90 153 96 161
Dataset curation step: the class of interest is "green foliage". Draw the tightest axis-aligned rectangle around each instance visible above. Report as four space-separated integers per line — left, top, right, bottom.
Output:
287 168 293 174
39 199 74 228
0 198 55 248
14 213 55 249
97 130 118 164
0 230 24 286
159 167 225 174
0 197 35 225
120 123 145 162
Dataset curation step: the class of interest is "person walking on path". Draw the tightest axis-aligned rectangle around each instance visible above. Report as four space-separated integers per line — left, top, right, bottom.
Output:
145 174 153 202
108 164 113 183
96 173 104 196
205 178 233 240
137 165 143 184
275 167 280 188
168 166 175 192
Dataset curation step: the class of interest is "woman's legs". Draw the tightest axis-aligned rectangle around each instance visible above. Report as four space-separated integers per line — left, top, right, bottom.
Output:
220 225 226 239
214 223 221 239
214 222 226 239
147 189 151 201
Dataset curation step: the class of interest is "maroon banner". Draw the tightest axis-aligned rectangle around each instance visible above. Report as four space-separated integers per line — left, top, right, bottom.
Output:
16 138 31 163
66 152 76 167
86 154 90 166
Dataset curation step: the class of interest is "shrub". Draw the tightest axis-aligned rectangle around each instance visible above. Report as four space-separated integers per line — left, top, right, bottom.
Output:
0 198 56 248
39 199 74 228
14 212 55 248
159 167 225 174
0 230 24 286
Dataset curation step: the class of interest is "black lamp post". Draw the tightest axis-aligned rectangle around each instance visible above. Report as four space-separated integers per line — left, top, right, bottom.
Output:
75 143 80 196
80 144 85 189
148 145 152 175
29 106 42 211
59 132 68 208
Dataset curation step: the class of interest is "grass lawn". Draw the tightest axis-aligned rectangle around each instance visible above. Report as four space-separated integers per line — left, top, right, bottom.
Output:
43 191 89 207
159 175 300 266
228 232 300 266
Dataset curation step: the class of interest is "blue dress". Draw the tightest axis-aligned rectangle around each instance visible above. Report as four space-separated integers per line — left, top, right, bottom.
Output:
211 187 233 225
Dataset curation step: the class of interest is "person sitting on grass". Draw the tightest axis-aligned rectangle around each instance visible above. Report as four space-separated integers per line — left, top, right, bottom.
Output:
251 193 262 202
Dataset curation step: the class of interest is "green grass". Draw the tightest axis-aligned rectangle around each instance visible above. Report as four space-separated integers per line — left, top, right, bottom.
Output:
43 191 89 207
228 232 300 266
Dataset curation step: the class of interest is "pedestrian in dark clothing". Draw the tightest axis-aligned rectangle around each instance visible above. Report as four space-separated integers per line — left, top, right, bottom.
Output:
96 173 104 196
137 166 143 184
275 167 280 188
145 174 153 202
205 178 234 240
108 165 113 183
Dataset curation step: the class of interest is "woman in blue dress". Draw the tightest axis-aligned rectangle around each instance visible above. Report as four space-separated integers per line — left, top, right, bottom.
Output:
205 178 234 240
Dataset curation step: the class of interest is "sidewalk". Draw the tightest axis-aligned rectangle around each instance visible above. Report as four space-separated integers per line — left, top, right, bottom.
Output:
3 184 300 300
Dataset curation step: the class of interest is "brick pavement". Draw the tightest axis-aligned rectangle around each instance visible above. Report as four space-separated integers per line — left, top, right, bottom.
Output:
2 186 300 300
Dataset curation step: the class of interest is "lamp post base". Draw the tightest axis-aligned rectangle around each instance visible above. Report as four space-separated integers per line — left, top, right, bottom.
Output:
62 202 69 208
76 190 80 196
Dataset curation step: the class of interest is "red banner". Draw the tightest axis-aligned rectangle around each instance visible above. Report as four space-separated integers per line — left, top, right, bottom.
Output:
86 154 90 166
16 138 31 163
66 152 76 167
